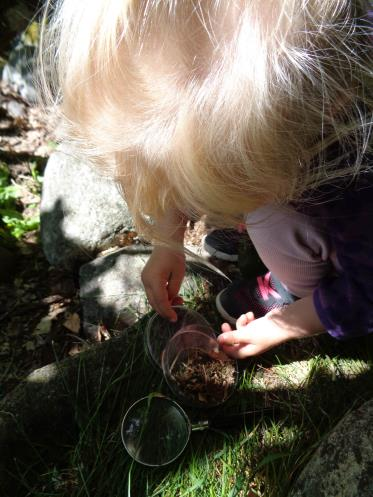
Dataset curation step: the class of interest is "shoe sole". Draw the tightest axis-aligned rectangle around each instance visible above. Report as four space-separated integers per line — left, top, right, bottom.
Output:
202 237 239 262
215 290 237 325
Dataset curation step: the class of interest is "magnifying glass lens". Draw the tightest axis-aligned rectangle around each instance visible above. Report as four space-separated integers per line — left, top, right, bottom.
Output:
121 396 191 467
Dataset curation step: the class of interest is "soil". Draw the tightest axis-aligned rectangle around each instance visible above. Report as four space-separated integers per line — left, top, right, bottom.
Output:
172 350 236 406
0 81 83 398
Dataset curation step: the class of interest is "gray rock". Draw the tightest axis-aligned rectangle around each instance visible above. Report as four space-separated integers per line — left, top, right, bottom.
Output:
289 397 373 497
79 246 152 337
79 247 205 337
40 146 133 269
2 40 37 104
3 99 26 119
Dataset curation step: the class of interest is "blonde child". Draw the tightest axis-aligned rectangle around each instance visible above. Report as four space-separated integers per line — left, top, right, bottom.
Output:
40 0 373 358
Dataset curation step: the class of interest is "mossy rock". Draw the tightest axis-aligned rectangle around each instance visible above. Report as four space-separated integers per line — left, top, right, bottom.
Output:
289 397 373 497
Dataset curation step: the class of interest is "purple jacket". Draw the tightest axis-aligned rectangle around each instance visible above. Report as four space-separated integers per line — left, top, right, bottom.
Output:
300 164 373 339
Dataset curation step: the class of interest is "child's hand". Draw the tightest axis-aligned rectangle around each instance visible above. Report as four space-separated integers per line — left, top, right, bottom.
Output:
218 296 326 358
217 312 292 358
141 245 186 322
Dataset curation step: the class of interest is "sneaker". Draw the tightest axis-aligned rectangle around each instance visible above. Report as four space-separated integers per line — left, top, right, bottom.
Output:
215 272 297 324
202 228 249 262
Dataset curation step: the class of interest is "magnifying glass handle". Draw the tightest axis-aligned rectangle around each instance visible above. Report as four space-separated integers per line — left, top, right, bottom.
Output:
208 407 275 430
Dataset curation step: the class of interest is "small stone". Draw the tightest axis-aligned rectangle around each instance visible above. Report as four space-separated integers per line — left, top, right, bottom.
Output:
4 100 26 119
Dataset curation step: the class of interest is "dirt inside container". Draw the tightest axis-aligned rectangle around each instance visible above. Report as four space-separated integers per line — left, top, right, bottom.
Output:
171 350 236 406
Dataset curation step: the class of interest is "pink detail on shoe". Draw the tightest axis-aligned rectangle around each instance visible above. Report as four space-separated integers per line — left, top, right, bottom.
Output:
257 272 281 300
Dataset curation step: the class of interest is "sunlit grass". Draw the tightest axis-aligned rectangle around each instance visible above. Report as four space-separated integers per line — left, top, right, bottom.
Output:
6 278 373 496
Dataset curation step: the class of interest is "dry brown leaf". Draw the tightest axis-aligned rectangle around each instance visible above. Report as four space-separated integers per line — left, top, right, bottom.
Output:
24 340 36 351
63 312 81 334
68 344 82 356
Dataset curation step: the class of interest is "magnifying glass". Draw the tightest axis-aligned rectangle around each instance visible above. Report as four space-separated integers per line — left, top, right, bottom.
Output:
121 394 272 467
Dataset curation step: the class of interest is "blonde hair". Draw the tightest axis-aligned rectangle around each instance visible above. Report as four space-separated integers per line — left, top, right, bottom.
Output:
39 0 372 241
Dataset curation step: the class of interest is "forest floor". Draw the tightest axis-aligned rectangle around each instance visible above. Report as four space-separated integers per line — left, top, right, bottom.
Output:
0 82 88 398
0 82 213 400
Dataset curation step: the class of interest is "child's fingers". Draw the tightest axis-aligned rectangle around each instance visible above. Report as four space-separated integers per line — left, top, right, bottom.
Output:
219 342 258 359
236 314 248 328
246 311 255 321
147 286 177 322
236 312 255 328
221 322 232 333
217 329 248 346
167 267 185 302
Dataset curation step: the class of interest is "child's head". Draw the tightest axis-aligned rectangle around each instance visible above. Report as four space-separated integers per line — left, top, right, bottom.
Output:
40 0 372 240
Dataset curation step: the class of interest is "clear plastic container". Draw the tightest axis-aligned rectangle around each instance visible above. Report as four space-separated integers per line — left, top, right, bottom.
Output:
161 329 238 408
144 306 211 371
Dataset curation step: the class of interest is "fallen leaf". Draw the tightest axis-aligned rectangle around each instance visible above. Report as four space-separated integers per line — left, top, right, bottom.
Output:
68 344 82 356
63 313 81 334
42 294 64 305
24 340 36 351
33 316 53 335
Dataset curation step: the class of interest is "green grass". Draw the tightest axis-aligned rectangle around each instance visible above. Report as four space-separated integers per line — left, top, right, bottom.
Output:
6 305 373 497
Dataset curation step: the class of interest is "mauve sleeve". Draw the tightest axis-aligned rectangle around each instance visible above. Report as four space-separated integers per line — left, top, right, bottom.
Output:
313 179 373 339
